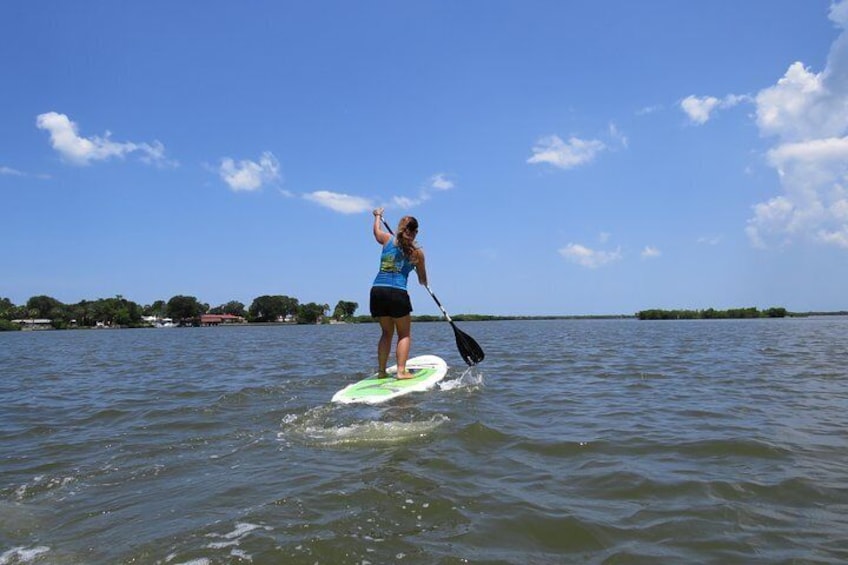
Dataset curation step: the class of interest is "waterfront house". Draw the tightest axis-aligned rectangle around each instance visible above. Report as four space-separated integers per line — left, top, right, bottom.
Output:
200 314 246 326
12 318 53 330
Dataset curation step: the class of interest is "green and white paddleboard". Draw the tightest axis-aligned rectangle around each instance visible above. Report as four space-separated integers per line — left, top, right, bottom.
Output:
332 354 448 405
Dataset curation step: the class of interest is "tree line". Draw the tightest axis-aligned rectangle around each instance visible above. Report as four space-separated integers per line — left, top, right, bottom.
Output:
636 307 788 320
0 294 359 331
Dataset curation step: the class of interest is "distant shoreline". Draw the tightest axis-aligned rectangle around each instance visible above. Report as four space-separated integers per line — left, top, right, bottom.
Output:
410 311 848 322
4 304 847 333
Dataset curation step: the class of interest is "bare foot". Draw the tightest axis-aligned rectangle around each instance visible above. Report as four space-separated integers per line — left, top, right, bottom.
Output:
396 371 415 380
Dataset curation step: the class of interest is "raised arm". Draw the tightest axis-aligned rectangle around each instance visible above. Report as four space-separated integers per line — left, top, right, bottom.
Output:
372 208 390 245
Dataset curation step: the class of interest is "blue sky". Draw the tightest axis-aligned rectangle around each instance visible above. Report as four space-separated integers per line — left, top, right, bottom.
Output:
2 1 847 316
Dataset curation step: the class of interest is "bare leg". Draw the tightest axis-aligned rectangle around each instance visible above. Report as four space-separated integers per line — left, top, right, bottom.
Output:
377 317 394 377
395 315 413 379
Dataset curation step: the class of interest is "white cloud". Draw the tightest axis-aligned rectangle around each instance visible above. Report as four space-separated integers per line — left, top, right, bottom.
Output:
559 243 622 268
697 235 723 246
301 172 454 215
35 111 171 166
385 173 456 210
681 95 721 124
636 104 663 116
391 195 421 209
641 246 661 259
755 63 830 139
608 122 628 148
748 137 848 248
528 135 606 169
303 190 373 214
0 166 50 180
429 173 454 191
680 94 749 125
747 1 848 250
1 166 24 176
219 151 280 192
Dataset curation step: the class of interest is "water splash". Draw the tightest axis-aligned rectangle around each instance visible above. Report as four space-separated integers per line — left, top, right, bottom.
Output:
0 546 50 564
278 405 449 447
439 365 484 391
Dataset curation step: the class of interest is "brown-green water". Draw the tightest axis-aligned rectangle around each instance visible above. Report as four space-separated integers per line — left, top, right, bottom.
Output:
2 318 847 564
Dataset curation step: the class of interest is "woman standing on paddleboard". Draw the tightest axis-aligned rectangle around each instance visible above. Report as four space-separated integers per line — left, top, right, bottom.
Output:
370 207 428 379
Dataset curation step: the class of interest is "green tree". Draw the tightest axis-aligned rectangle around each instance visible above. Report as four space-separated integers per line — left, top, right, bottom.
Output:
69 300 93 327
73 296 144 328
0 298 21 330
166 295 206 324
26 295 64 319
249 295 299 322
210 300 246 317
144 300 168 317
111 296 142 326
0 297 15 320
332 300 358 321
297 302 327 324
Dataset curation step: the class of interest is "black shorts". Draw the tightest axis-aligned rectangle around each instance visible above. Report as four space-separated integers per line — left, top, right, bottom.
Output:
370 286 413 318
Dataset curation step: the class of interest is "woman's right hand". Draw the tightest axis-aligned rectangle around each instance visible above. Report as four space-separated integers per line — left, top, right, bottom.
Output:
373 207 384 217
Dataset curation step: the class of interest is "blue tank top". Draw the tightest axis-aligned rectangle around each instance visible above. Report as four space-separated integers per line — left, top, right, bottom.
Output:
372 237 415 290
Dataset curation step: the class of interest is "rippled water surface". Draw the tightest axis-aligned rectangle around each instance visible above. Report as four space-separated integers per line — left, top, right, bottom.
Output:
2 318 847 564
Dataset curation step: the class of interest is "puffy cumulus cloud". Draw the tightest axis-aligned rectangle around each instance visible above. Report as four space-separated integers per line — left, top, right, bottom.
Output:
747 0 848 250
755 63 831 139
303 190 373 214
36 111 171 167
528 135 606 170
681 95 721 125
219 151 280 192
681 94 749 125
559 243 622 269
747 137 848 247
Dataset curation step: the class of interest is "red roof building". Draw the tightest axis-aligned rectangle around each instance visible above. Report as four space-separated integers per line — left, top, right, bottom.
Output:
200 314 246 326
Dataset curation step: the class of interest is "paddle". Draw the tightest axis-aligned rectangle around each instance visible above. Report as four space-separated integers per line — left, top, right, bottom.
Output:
380 217 485 366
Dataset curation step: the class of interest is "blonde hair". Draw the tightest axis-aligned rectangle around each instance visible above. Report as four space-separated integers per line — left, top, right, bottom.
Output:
396 216 419 265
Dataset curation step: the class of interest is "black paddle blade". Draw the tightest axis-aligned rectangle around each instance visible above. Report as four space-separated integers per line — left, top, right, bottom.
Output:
452 322 485 366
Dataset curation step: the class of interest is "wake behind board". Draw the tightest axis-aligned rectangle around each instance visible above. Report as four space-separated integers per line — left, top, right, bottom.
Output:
332 354 448 405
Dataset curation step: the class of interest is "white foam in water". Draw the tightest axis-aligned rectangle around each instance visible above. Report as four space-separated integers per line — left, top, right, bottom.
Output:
279 405 450 447
165 553 209 564
0 547 50 564
203 522 271 559
304 416 449 446
439 366 484 391
13 475 76 501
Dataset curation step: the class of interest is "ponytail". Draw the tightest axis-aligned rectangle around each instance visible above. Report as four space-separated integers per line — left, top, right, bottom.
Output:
395 216 419 265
